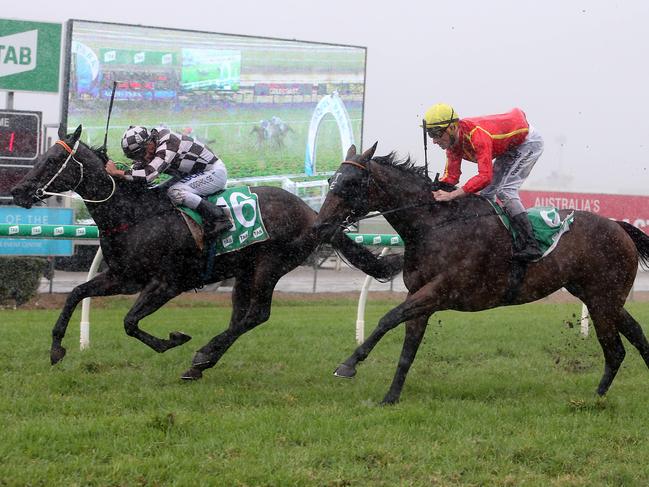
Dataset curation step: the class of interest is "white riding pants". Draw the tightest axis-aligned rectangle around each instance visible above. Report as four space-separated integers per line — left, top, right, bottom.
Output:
167 161 227 209
479 127 544 217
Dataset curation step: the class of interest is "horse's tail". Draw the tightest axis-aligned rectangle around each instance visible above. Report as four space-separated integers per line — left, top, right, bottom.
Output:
617 221 649 269
329 231 404 281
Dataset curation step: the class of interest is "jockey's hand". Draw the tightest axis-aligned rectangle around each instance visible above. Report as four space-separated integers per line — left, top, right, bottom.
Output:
432 188 466 202
105 160 125 177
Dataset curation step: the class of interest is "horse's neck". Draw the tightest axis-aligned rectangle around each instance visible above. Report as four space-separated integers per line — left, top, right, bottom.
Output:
385 198 490 246
81 177 171 231
79 181 129 230
374 171 491 240
372 166 432 236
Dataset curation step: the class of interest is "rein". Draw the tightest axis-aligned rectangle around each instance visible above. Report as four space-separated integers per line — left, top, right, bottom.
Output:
340 159 432 224
338 159 496 232
341 206 497 234
36 140 116 204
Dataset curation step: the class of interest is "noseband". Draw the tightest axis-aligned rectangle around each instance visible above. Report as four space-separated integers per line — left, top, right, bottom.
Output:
35 139 116 204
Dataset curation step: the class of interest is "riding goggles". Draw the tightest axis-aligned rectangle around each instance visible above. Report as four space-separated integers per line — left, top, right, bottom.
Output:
426 126 448 138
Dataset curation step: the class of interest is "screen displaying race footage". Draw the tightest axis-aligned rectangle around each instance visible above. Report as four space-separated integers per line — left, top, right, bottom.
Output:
63 20 366 178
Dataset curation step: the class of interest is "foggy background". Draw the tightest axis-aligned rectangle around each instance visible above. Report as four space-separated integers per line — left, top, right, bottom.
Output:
3 0 648 194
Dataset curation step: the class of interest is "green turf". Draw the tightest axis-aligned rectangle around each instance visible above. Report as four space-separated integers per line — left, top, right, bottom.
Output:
2 298 649 485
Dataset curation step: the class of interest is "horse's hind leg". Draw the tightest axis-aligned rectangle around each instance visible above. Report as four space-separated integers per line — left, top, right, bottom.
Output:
123 279 190 353
381 317 428 405
615 308 649 368
51 271 139 365
182 269 280 380
589 306 627 396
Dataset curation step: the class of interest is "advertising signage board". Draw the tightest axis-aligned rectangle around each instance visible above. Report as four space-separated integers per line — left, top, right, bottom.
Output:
0 207 73 256
0 19 61 93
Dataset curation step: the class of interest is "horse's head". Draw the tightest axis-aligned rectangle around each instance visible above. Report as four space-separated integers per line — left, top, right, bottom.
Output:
11 125 107 208
314 142 378 242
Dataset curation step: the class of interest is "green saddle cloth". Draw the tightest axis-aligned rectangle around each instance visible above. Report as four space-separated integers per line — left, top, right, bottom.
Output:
487 201 574 258
179 186 269 255
115 162 269 255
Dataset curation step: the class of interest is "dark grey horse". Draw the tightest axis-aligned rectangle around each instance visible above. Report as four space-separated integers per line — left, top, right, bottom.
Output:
11 127 403 381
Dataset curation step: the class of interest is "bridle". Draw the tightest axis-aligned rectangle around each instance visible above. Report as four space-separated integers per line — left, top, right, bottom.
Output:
35 139 116 204
336 160 372 227
329 159 498 235
336 159 431 228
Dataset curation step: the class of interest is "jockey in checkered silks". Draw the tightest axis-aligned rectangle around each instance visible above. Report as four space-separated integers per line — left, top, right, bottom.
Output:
106 125 231 239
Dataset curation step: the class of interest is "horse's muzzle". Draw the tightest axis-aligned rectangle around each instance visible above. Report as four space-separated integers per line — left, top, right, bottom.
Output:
10 185 36 208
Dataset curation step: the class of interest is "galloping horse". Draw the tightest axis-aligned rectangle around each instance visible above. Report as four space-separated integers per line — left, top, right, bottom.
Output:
10 127 403 380
314 143 649 404
250 119 293 149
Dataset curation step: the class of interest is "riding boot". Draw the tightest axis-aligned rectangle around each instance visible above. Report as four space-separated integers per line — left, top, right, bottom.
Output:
510 212 543 262
196 199 232 240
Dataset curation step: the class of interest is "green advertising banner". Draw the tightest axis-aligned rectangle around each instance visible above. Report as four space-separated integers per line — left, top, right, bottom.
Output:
0 19 61 93
99 48 178 66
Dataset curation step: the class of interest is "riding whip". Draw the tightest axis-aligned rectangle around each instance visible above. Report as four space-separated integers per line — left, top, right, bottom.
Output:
100 81 118 154
422 117 429 180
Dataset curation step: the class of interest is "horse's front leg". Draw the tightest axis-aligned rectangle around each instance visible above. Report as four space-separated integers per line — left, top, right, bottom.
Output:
51 271 140 365
334 280 441 383
122 279 190 353
381 317 428 405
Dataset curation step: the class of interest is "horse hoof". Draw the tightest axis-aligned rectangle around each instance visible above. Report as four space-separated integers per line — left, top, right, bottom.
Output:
180 367 203 381
191 351 212 368
50 346 66 365
380 397 399 406
169 331 192 346
334 363 356 379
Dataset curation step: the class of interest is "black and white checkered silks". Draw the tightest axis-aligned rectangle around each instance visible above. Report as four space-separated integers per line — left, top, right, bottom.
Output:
123 127 227 209
127 128 221 182
121 126 150 158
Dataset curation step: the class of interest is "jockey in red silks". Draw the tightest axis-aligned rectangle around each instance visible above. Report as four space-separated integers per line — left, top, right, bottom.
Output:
424 103 544 261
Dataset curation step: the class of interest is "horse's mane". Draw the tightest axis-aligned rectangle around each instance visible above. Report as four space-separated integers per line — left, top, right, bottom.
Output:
87 143 109 163
372 152 428 179
371 152 456 192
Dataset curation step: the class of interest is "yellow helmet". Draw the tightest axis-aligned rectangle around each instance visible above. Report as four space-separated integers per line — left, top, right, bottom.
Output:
422 103 459 129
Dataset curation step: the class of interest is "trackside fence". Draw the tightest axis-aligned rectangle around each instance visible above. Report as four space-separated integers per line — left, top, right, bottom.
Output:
0 224 409 348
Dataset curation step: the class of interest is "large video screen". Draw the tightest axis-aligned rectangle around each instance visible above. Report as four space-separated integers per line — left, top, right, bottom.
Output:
63 20 366 178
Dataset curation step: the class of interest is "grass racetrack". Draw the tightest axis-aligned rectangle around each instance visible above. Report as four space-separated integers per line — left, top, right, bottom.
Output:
2 295 649 485
70 104 361 178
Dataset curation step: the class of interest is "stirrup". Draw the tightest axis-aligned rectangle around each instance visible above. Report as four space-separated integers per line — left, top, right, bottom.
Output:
203 220 231 240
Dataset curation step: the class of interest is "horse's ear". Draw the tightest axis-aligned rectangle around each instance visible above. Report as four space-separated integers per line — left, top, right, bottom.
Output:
71 125 82 143
345 144 357 160
361 141 378 161
57 124 66 139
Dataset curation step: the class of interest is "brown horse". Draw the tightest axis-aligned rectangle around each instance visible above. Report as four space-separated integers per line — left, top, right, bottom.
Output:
10 127 403 381
314 143 649 404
